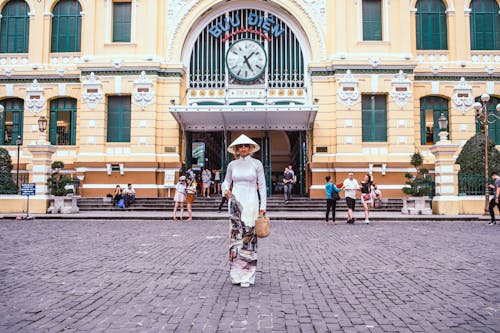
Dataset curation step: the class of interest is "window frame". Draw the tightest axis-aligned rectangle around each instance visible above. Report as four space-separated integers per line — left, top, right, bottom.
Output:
469 0 500 51
0 98 24 146
362 0 383 41
415 0 448 50
107 95 131 143
362 94 387 143
49 98 77 146
0 0 30 53
51 0 82 53
112 1 132 43
420 96 449 145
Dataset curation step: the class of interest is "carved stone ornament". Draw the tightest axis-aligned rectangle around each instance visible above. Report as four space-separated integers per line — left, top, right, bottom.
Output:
25 79 46 115
337 70 360 109
452 77 473 114
82 72 103 109
390 70 412 108
133 71 154 110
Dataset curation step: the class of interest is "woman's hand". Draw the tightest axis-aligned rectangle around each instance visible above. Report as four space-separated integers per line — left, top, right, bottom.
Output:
224 190 231 200
259 210 266 215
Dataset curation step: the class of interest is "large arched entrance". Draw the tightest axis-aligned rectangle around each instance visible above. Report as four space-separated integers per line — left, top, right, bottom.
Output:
170 4 317 196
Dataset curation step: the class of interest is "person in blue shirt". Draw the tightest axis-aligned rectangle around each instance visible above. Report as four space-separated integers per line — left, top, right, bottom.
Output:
325 176 343 224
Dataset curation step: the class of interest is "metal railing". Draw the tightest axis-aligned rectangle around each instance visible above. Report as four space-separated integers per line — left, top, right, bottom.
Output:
458 174 488 196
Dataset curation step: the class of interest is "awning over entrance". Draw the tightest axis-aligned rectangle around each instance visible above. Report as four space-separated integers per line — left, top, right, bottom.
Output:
169 105 318 132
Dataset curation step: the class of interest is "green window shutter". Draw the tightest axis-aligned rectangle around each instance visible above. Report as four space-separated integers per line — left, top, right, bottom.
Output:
470 0 500 50
51 0 82 52
362 95 387 142
49 98 77 145
420 96 449 145
0 0 30 53
113 2 132 42
0 98 24 145
362 0 382 41
107 96 131 143
416 0 448 50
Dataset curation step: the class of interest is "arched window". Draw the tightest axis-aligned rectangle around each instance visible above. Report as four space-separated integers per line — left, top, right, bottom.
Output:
49 98 77 145
0 98 24 145
51 0 82 52
0 0 30 53
416 0 448 50
475 96 500 144
420 96 449 145
470 0 500 50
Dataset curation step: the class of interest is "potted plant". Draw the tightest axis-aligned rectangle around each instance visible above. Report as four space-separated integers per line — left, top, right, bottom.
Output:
401 152 433 214
47 161 79 213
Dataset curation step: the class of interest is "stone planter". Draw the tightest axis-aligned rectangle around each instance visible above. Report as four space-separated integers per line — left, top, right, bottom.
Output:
48 195 80 214
402 196 432 215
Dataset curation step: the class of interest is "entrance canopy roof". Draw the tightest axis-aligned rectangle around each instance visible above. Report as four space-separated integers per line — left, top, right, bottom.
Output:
169 105 318 132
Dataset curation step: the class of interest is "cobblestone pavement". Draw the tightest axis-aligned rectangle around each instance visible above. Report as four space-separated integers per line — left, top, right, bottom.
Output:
0 219 499 333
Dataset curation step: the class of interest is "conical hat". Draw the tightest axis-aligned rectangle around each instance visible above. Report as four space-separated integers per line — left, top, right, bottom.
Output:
227 134 260 155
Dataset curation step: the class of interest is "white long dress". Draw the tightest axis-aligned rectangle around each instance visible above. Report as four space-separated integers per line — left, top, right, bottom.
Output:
222 155 267 285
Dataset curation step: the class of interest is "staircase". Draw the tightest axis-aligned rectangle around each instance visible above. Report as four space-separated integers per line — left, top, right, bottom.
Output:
78 196 403 212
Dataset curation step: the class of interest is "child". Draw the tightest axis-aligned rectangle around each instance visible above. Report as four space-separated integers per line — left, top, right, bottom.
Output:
172 176 187 221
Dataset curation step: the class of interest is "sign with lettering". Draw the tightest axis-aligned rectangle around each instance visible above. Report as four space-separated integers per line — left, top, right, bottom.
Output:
21 183 36 196
208 13 285 41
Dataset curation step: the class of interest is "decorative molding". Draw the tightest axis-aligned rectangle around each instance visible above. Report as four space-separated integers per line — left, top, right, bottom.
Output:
25 79 46 114
82 72 103 109
452 77 473 114
390 70 412 108
133 71 154 110
166 0 327 62
337 70 360 109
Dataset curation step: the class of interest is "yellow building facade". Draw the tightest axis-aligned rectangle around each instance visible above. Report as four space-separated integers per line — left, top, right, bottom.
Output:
0 0 499 200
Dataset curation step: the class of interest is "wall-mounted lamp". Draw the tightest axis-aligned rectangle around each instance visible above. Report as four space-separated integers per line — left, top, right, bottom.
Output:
170 99 176 106
38 116 48 133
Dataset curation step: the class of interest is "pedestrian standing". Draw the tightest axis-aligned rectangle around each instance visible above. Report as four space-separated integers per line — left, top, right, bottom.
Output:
360 174 373 224
172 176 187 221
343 172 360 224
213 169 221 195
222 134 267 288
202 167 212 198
283 165 294 203
488 171 500 225
185 177 196 221
324 176 342 224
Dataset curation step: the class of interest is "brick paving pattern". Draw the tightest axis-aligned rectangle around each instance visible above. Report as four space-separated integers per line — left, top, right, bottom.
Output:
0 219 499 332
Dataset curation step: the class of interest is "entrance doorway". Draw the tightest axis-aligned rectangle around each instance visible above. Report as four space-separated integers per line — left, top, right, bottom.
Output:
185 131 308 196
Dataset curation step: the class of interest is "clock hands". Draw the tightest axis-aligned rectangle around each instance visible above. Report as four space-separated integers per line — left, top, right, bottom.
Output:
243 52 255 72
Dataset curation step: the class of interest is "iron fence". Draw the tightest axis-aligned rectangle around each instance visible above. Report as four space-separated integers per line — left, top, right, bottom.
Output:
458 174 489 196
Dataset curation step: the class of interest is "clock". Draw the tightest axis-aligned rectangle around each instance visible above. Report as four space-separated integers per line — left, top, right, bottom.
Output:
226 39 267 82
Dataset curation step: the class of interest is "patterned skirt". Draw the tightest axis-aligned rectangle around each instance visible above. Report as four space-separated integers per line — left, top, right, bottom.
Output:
228 196 257 285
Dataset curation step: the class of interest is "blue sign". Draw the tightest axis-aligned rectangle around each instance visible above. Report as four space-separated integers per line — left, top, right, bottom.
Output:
21 183 36 196
208 13 285 39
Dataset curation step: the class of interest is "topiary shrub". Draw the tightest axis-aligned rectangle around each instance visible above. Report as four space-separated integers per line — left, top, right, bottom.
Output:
0 148 18 194
47 161 73 196
455 133 500 177
402 152 433 197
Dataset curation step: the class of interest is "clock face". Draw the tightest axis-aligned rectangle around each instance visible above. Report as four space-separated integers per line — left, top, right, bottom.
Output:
226 39 267 82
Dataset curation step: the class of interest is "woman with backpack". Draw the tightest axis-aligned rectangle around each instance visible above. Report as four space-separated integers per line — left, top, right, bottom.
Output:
324 176 343 225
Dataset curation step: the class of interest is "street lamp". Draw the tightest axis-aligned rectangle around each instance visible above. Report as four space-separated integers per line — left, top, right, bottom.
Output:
471 94 500 212
16 135 22 191
437 113 449 142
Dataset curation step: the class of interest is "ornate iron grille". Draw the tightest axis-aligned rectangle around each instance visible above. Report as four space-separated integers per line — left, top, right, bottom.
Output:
188 8 305 89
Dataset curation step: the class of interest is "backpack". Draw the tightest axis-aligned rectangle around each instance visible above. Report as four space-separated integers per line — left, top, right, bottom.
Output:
117 198 125 208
